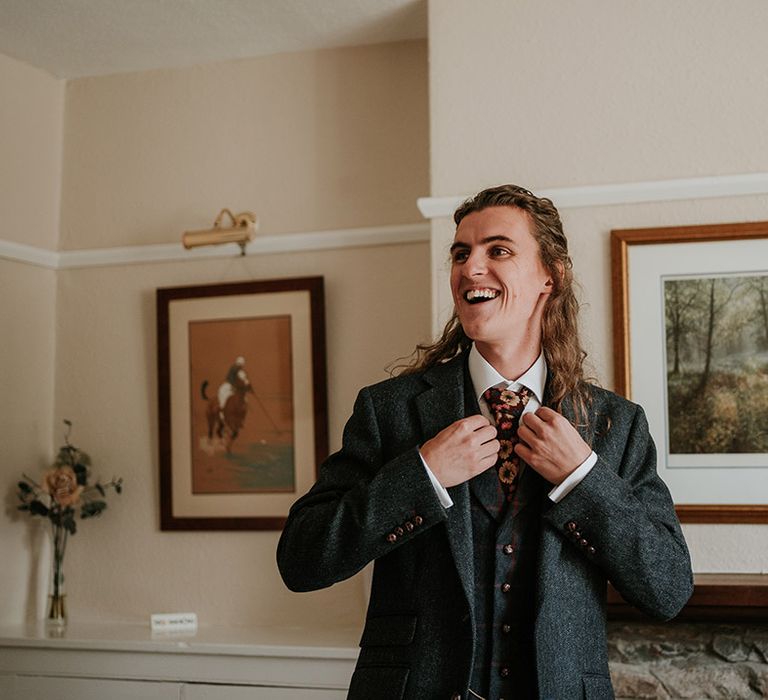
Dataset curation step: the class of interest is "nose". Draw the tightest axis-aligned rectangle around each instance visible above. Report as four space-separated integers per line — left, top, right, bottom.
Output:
463 250 487 277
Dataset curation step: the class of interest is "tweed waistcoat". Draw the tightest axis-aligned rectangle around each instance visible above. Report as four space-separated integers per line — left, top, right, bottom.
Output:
465 377 547 700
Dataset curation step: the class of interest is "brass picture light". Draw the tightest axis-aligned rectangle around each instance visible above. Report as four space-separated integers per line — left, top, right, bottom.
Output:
182 209 257 256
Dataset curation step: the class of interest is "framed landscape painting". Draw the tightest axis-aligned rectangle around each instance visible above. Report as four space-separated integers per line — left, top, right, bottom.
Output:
612 221 768 523
157 277 327 530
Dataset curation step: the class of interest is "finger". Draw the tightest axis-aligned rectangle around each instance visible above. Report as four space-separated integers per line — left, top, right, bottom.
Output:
535 406 560 422
521 411 544 434
479 439 500 459
514 441 533 463
517 424 536 445
460 414 493 431
477 454 499 471
475 425 498 444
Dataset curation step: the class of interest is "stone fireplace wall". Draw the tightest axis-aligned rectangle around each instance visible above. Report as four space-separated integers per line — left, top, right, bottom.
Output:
608 622 768 699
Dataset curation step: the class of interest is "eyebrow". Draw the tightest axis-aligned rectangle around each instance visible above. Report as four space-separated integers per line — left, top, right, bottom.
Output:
449 235 515 253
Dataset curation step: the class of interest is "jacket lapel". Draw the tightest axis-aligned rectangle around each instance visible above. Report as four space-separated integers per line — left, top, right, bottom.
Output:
415 356 475 613
535 385 594 606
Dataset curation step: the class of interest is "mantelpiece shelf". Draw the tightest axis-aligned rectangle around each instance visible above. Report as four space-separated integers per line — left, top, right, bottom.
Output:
608 573 768 621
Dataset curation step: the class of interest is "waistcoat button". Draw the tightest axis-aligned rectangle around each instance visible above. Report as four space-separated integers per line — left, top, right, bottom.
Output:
501 582 511 593
503 544 514 555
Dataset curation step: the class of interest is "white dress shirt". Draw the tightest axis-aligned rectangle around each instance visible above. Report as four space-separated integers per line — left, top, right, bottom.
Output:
421 343 597 508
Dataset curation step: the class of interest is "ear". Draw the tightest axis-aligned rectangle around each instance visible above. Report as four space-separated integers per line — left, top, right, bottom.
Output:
543 262 565 293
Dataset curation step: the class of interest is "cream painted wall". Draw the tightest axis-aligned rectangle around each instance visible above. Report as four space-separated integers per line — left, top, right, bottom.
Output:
60 40 428 249
428 0 768 572
0 261 57 624
0 53 62 625
429 0 768 195
0 53 63 249
2 39 430 627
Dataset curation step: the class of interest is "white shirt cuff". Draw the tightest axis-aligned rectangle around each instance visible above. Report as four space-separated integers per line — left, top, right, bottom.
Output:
548 451 598 503
419 451 454 509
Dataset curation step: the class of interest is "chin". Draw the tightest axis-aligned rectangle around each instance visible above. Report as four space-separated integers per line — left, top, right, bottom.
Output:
459 322 493 344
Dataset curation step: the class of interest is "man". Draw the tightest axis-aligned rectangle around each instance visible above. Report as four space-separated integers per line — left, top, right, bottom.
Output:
218 356 248 420
277 185 693 700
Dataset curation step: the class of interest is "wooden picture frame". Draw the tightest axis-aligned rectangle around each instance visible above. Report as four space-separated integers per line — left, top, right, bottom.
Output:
611 221 768 523
157 277 327 530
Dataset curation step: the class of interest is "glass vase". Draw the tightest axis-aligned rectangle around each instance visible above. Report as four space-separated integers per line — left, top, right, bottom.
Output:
47 524 67 626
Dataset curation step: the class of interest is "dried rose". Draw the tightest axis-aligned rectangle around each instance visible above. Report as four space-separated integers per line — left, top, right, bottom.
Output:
41 467 84 507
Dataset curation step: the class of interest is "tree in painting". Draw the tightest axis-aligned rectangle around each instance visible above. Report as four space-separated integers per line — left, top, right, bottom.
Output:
664 274 768 454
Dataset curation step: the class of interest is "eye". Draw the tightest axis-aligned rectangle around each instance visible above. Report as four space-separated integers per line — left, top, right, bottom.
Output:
451 249 469 263
490 246 511 258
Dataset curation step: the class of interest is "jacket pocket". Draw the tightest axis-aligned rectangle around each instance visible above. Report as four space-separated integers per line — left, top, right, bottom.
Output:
582 673 615 700
348 665 410 700
359 613 418 647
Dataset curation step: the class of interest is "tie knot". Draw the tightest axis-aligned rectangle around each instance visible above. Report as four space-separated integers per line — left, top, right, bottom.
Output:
483 386 531 417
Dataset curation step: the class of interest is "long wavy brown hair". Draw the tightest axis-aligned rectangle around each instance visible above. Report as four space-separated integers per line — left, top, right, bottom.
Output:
398 184 592 425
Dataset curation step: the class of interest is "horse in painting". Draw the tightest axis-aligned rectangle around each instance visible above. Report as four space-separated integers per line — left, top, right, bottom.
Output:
201 371 253 452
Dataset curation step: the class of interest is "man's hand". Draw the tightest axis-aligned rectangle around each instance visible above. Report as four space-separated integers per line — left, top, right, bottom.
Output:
515 407 591 485
420 415 499 488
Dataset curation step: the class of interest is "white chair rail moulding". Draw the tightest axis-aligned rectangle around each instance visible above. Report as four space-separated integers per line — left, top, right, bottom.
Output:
0 223 430 270
416 172 768 219
0 622 359 700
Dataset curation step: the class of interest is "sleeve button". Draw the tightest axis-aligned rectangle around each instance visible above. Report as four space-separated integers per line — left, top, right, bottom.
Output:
414 515 423 526
394 526 404 536
405 521 414 532
386 533 397 543
566 521 577 532
579 538 589 548
588 546 596 555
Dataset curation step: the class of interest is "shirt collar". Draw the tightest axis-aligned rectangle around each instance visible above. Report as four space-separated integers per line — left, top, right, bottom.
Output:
468 343 547 405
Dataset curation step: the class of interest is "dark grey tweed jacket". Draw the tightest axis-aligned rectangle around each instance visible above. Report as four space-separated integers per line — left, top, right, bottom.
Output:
277 354 693 700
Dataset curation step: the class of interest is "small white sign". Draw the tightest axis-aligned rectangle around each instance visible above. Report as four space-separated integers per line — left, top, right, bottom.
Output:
150 612 198 632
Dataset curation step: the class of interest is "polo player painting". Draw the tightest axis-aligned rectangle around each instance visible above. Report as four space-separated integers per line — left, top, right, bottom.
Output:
188 315 295 495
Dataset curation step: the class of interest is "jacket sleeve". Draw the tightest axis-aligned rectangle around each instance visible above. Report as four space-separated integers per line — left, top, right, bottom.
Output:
276 386 449 592
543 403 694 620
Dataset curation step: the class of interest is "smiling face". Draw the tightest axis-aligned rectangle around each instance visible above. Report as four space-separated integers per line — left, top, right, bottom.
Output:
450 206 553 355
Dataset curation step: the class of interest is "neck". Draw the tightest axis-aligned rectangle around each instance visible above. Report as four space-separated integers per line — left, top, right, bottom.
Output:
475 334 542 381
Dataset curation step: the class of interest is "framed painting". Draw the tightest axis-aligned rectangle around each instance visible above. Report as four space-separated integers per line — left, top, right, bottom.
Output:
611 221 768 523
157 277 327 530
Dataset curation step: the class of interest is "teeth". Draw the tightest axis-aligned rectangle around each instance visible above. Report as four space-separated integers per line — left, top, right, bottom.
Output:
465 289 499 301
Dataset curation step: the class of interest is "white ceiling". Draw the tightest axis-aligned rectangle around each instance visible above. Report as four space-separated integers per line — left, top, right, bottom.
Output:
0 0 427 79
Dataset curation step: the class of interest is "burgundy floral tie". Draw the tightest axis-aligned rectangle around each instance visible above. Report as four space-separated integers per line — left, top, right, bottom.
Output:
483 386 532 500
